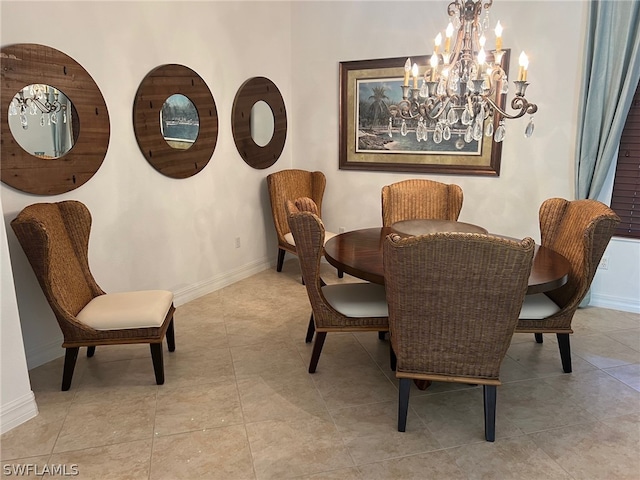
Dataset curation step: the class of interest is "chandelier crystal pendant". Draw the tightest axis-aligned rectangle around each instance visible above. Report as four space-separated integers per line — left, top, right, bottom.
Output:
395 0 537 144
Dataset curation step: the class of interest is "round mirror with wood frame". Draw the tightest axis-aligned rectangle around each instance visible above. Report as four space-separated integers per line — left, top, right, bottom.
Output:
133 64 218 179
232 77 287 169
1 43 110 195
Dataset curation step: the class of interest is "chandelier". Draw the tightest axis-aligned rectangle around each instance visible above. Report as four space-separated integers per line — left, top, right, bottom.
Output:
392 0 537 145
8 84 68 129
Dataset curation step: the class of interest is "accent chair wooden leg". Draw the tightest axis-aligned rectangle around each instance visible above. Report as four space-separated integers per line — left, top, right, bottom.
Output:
62 347 79 391
483 385 497 442
534 333 543 343
305 313 315 343
276 248 285 272
390 344 397 372
337 269 344 278
150 343 165 385
166 319 176 352
398 378 411 432
308 332 327 373
557 333 572 373
87 346 96 357
378 331 387 340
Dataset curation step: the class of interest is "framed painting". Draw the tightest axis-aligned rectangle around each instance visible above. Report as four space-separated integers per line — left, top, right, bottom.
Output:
339 53 510 176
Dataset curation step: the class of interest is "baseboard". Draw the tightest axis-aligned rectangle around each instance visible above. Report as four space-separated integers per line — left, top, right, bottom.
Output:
589 293 640 314
0 391 38 434
173 257 272 306
25 337 64 370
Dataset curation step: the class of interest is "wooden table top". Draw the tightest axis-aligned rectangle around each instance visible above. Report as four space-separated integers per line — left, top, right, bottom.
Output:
323 225 571 295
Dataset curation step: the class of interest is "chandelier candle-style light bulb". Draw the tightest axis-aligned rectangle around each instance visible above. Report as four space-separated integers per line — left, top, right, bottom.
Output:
494 21 503 51
518 51 529 81
404 58 412 86
412 63 419 88
434 33 443 54
430 54 439 81
445 22 454 54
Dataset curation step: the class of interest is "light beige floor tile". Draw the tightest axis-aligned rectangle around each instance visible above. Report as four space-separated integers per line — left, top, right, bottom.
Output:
605 328 640 352
542 369 640 418
150 425 254 480
409 388 524 448
448 434 573 479
28 357 79 407
497 379 593 433
311 364 397 410
604 363 640 391
530 413 640 480
506 339 598 377
1 455 49 479
230 341 307 378
331 401 440 465
356 450 468 479
246 411 353 480
154 381 243 436
47 439 152 479
236 372 327 423
75 356 161 390
174 321 229 352
53 389 156 453
570 333 640 369
225 314 299 348
1 403 69 460
162 346 235 388
298 467 365 479
572 307 640 334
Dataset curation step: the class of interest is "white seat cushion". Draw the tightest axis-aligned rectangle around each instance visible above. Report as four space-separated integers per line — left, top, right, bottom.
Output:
519 293 561 320
77 290 174 330
284 231 338 247
322 283 388 318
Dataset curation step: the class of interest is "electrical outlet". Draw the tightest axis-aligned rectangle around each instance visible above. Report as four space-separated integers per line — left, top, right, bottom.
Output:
339 227 345 234
598 256 609 270
235 237 241 249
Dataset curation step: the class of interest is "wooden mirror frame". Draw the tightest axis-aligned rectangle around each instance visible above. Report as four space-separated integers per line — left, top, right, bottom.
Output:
232 77 287 169
133 64 218 179
1 43 110 195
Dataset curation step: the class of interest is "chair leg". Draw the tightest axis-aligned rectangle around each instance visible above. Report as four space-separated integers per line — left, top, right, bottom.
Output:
378 331 387 340
390 344 397 372
398 378 411 432
62 347 79 391
337 269 344 278
150 343 165 385
534 333 543 343
166 319 176 352
483 385 497 442
276 248 285 272
557 333 572 373
305 313 315 343
87 346 96 357
308 332 327 373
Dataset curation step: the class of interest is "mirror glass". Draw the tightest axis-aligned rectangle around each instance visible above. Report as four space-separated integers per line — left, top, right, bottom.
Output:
160 94 199 150
250 100 274 147
7 84 77 159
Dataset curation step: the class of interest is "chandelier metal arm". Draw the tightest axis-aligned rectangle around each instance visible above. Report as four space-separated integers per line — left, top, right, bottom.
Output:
484 95 538 120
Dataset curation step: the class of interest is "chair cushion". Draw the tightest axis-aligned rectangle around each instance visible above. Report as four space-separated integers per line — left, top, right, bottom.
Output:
77 290 174 330
284 231 337 247
322 283 388 318
519 293 561 320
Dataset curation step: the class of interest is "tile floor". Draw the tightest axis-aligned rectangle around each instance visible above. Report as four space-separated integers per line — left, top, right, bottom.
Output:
2 260 639 479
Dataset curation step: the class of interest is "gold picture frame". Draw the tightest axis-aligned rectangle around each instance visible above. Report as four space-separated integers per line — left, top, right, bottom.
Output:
339 53 510 176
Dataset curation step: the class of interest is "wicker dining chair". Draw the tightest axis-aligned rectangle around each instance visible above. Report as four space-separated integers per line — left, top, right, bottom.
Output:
381 179 464 227
11 200 176 391
267 169 339 275
286 199 388 373
518 198 620 373
383 232 535 442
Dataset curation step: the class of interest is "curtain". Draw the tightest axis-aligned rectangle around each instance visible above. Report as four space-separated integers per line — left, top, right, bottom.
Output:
575 0 640 200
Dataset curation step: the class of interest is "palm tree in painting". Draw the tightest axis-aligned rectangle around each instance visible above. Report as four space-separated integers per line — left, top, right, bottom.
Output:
368 86 389 128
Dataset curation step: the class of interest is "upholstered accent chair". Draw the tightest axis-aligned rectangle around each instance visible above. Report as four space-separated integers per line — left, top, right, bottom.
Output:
266 169 339 273
381 179 464 227
383 232 535 441
11 200 176 390
518 198 620 373
286 199 388 373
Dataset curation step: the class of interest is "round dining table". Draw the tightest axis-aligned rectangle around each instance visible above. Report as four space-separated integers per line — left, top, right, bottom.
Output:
323 220 571 295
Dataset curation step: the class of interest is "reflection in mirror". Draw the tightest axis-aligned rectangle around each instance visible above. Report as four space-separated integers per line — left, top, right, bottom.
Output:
7 84 77 159
250 100 274 147
161 94 199 150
